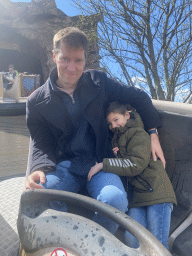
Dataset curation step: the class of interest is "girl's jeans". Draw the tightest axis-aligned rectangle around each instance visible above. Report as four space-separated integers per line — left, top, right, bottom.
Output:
41 160 128 235
124 203 173 249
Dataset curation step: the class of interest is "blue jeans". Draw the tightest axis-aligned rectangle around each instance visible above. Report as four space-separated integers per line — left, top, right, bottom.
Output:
124 203 173 249
41 160 128 234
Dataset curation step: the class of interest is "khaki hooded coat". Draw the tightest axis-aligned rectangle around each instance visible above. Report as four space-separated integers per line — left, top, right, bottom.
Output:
103 112 177 208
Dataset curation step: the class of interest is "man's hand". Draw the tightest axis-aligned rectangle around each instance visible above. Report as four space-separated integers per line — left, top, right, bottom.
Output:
88 162 103 181
150 133 166 168
25 170 46 190
112 147 119 155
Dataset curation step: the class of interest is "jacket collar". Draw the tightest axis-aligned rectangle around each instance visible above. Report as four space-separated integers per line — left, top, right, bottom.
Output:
79 71 101 110
35 69 100 135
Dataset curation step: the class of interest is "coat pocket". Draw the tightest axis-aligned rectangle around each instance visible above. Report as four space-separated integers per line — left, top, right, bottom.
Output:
129 159 163 193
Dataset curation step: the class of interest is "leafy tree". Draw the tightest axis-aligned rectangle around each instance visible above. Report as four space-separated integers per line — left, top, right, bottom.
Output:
73 0 192 102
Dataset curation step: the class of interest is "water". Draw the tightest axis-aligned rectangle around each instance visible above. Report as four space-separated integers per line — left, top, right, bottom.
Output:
0 115 29 180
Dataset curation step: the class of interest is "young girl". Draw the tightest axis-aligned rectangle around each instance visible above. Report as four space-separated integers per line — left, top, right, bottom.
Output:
88 102 177 249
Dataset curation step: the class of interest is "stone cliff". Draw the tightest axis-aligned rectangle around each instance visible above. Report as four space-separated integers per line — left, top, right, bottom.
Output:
0 0 100 82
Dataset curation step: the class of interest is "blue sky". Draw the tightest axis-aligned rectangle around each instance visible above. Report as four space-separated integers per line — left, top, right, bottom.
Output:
10 1 189 102
55 0 80 16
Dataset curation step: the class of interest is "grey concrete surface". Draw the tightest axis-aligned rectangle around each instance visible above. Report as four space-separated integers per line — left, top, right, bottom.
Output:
0 177 25 256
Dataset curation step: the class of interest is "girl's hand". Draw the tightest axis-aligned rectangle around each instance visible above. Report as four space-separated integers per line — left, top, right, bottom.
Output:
113 147 119 155
88 162 103 181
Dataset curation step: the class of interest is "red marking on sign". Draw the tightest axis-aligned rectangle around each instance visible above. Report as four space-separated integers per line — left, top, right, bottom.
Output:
50 247 67 256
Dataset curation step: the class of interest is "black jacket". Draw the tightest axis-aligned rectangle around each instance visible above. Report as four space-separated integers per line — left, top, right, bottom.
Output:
26 68 161 175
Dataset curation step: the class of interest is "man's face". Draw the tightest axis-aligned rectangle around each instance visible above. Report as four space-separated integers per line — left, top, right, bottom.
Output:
53 42 86 87
9 68 14 73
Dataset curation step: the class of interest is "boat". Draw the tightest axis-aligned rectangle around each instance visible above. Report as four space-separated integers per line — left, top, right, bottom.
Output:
0 72 40 116
1 100 192 256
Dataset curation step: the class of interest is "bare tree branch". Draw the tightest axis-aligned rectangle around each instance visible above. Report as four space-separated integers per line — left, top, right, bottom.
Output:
73 0 192 102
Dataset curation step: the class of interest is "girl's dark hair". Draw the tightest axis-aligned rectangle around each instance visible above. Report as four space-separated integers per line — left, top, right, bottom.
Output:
106 102 134 117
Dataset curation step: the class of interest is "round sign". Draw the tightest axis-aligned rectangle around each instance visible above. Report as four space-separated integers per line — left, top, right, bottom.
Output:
50 248 67 256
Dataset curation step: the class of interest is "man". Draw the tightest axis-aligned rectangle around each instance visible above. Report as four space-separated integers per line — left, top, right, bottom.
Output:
3 64 18 90
25 27 165 234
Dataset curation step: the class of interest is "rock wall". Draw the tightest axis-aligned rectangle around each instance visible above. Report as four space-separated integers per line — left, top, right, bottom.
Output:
0 0 100 81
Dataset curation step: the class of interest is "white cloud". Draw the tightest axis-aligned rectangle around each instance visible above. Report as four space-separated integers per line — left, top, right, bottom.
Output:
132 76 147 84
175 88 191 102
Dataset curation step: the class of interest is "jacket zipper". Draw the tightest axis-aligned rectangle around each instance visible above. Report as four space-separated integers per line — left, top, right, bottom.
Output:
71 97 75 104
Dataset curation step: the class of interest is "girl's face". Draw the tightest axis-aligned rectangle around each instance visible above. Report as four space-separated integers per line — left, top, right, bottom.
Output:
107 111 130 130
